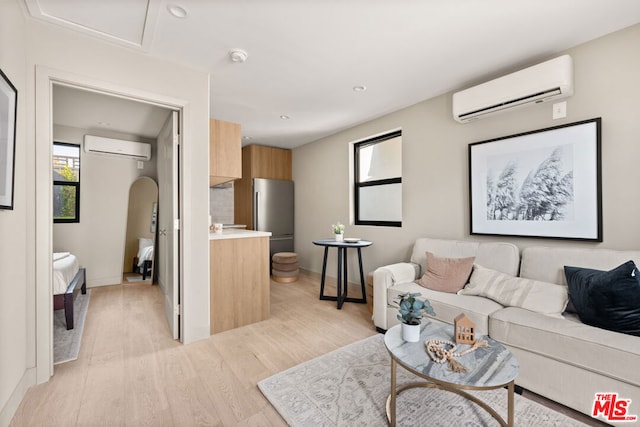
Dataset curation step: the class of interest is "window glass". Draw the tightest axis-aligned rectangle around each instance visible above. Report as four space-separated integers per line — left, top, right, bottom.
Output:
53 143 80 223
358 136 402 183
53 184 78 220
357 183 402 222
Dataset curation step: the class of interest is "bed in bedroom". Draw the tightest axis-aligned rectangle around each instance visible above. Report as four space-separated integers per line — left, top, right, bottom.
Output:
53 252 86 330
132 238 154 280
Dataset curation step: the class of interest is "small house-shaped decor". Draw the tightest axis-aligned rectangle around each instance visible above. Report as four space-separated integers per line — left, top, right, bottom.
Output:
454 313 475 345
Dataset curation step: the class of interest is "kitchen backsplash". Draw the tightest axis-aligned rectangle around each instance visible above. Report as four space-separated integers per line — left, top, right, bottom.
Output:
210 181 234 224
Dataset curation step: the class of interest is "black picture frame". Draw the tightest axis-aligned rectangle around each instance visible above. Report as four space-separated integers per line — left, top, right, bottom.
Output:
0 67 17 210
469 118 602 241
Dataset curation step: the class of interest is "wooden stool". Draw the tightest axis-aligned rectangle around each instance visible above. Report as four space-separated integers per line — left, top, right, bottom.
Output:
366 271 374 314
272 252 299 283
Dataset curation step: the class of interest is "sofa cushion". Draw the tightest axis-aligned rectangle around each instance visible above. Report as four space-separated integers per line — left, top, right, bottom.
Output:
410 238 519 278
490 307 640 387
460 264 568 317
564 261 640 336
415 252 474 293
388 280 503 334
520 246 640 286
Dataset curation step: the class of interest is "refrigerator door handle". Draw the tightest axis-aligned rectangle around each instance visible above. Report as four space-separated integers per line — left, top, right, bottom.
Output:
253 191 260 230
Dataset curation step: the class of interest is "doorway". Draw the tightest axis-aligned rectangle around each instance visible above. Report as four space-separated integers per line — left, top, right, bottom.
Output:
37 72 185 382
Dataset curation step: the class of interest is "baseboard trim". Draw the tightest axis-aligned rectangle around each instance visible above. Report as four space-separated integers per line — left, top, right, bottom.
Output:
87 275 123 287
299 268 357 285
298 268 320 280
0 367 36 427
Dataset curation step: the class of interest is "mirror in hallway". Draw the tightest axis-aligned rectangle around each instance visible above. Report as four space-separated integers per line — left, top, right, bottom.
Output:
123 176 158 282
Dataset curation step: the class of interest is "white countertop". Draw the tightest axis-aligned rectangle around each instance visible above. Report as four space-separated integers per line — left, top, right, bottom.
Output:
209 229 272 240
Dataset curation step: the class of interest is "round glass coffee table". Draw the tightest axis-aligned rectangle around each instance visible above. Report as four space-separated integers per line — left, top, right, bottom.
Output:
384 320 519 426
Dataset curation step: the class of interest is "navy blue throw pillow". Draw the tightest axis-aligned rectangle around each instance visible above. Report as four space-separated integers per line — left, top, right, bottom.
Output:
564 261 640 336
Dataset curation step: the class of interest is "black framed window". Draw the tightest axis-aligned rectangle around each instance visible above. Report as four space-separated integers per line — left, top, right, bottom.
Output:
53 142 80 223
354 130 402 227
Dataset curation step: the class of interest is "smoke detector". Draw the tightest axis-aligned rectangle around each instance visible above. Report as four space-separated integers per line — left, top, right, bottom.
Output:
229 49 248 63
167 4 188 18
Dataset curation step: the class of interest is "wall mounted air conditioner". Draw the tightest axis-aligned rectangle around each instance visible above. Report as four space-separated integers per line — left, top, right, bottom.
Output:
452 55 573 123
84 135 151 160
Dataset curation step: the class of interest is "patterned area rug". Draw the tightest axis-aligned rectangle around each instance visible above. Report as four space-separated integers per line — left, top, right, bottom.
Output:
258 334 588 426
53 290 91 364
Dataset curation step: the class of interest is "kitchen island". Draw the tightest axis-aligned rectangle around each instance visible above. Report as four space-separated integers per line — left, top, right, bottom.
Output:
209 229 272 334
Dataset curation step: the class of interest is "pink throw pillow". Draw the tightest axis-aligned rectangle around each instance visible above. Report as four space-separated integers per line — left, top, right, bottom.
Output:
415 252 475 293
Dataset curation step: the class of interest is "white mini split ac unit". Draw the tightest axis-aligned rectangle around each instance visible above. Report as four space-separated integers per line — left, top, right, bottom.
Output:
84 135 151 160
452 55 573 123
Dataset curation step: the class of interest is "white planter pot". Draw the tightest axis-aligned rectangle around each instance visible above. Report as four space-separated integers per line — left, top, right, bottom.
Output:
401 322 420 342
335 233 344 242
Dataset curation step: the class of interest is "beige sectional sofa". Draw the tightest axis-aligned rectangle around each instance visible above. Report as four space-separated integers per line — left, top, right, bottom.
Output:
373 237 640 424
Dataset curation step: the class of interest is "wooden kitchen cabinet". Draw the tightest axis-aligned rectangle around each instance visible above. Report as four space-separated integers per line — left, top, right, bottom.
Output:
209 118 241 186
234 144 292 228
246 144 292 180
210 235 270 334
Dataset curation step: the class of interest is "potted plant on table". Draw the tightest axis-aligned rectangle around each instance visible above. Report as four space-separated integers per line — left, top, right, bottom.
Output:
332 222 345 241
395 292 435 342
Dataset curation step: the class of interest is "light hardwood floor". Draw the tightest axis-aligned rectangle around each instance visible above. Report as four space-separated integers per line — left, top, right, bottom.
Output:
11 272 603 426
10 272 375 426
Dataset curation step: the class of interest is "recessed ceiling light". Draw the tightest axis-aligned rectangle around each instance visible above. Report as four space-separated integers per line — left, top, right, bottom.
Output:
353 85 367 92
167 4 188 18
97 121 111 127
280 115 290 120
242 136 252 141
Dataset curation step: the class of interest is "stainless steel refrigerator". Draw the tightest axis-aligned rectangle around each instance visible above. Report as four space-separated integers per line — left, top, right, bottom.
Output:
253 178 294 257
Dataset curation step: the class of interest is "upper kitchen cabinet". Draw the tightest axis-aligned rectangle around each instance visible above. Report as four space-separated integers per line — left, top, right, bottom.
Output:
243 144 292 180
209 119 241 186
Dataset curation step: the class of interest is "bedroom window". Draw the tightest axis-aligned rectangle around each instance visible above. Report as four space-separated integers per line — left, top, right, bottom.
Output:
53 142 80 223
354 130 402 227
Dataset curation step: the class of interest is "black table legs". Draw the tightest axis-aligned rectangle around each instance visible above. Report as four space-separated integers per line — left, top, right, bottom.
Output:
319 246 329 301
319 246 368 309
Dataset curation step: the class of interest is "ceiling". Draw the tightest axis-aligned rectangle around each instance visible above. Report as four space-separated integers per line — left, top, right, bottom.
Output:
52 85 172 140
26 0 640 148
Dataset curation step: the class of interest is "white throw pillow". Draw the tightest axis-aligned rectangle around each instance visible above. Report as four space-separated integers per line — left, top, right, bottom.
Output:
459 264 568 317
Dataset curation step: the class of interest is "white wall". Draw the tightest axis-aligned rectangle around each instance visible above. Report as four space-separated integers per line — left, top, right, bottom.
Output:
52 125 158 286
0 2 211 423
0 1 31 426
293 24 640 282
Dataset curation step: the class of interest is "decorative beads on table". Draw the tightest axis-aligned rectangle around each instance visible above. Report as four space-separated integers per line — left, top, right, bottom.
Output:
425 338 490 373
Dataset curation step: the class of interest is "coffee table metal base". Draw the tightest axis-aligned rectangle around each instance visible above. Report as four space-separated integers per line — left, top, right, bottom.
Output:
386 358 515 426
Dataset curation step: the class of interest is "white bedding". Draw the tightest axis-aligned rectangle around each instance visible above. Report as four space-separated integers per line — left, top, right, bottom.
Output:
137 238 154 267
137 246 154 267
53 252 70 262
53 252 80 295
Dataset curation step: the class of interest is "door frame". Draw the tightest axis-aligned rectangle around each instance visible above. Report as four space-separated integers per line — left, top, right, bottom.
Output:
35 66 186 383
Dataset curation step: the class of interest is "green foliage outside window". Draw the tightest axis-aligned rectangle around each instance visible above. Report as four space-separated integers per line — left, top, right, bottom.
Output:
57 165 78 219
